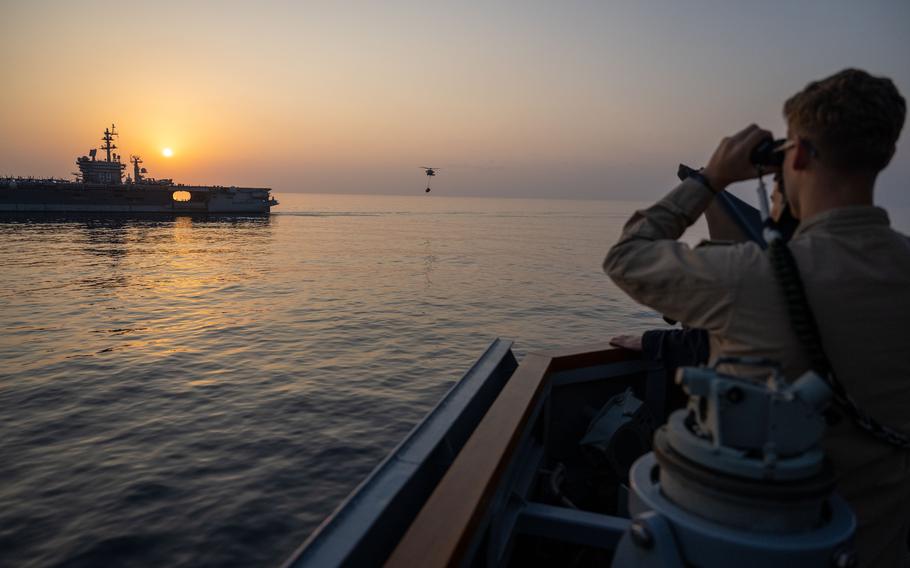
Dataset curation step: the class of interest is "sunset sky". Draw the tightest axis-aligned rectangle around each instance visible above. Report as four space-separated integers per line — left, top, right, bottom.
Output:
2 1 909 205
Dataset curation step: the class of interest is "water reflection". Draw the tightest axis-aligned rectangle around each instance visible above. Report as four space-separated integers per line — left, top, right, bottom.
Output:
0 212 273 227
0 214 275 296
422 238 436 289
0 195 669 568
82 219 130 258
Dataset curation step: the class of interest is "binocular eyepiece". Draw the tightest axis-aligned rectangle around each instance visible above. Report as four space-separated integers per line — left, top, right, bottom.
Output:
750 137 788 168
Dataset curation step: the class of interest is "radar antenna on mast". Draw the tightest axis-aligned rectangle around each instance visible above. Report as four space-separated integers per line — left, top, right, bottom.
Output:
130 155 144 183
101 123 119 162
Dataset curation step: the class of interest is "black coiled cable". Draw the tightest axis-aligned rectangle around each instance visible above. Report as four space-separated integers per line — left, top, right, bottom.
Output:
768 238 910 449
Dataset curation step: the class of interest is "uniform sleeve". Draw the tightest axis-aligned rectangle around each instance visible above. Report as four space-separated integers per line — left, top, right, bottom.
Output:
604 179 743 333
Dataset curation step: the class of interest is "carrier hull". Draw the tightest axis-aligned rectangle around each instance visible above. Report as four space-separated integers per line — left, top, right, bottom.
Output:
0 181 275 214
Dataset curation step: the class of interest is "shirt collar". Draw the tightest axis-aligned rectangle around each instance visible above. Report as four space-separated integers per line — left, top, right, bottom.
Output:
793 205 890 237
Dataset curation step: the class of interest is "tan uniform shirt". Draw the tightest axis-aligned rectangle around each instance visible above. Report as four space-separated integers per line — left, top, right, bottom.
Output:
605 179 910 567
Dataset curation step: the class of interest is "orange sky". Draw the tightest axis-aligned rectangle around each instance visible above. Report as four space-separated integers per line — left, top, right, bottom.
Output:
2 1 909 204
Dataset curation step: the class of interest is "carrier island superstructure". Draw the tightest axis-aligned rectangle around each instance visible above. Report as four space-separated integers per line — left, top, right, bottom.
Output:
0 125 278 214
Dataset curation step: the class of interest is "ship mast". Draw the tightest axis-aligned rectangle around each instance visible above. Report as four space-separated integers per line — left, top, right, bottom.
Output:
101 124 118 162
130 155 144 183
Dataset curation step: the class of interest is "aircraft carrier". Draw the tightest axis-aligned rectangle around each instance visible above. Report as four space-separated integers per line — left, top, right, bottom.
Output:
0 125 278 214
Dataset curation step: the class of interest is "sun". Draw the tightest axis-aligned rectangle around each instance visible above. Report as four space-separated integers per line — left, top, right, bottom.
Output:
162 147 173 158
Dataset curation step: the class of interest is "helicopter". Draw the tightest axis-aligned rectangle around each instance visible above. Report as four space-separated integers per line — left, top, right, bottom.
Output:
420 167 439 193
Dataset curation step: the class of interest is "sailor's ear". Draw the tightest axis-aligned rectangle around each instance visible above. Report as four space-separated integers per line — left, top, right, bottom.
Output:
792 138 812 171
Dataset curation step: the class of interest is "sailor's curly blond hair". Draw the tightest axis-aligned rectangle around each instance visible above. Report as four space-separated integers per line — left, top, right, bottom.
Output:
784 68 905 174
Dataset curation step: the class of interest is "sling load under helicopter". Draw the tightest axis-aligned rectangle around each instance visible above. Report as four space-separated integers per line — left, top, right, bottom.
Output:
420 167 439 193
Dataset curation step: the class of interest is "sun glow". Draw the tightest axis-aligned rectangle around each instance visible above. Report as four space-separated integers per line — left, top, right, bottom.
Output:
162 147 173 157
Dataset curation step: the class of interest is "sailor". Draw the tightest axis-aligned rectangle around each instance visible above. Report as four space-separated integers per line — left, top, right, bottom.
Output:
603 69 910 566
608 177 792 394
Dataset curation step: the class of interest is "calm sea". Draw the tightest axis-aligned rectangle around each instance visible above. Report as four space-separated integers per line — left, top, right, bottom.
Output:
1 193 907 567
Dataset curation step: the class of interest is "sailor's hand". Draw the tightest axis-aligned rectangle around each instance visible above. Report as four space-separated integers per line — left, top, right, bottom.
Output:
609 334 643 351
702 124 773 192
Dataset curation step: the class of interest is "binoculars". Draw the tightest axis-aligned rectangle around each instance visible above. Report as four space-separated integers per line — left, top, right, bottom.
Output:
750 138 788 168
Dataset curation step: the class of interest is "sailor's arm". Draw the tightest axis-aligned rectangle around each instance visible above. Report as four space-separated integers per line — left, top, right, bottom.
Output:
603 180 739 330
604 124 773 330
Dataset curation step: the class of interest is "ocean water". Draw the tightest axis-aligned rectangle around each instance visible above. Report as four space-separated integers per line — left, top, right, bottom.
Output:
0 193 906 567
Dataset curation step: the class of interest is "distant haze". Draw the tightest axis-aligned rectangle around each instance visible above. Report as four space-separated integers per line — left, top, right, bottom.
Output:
2 1 909 206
